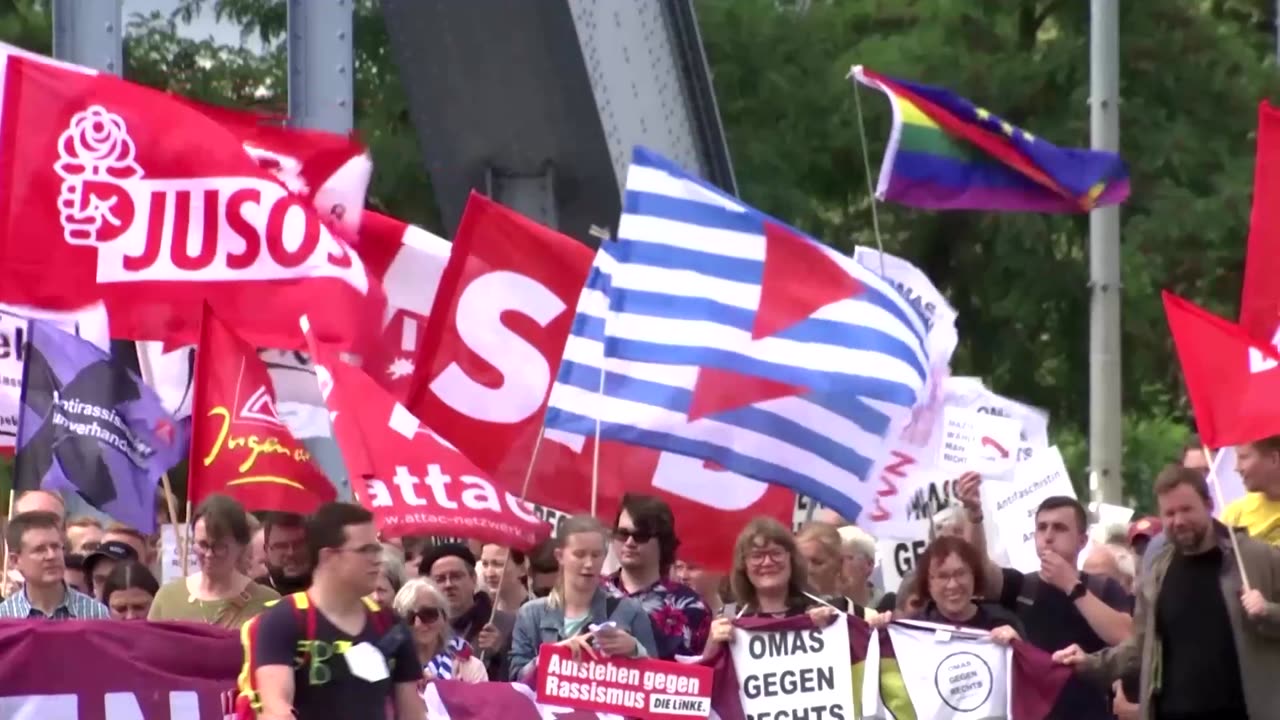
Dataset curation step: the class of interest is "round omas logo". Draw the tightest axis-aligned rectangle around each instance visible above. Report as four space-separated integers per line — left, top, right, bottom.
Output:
54 105 144 246
933 651 993 712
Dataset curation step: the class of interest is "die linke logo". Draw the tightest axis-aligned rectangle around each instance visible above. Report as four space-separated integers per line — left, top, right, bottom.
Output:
53 105 363 286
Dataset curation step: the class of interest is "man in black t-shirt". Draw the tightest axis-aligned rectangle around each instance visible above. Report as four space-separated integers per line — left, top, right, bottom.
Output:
244 503 424 720
958 474 1134 720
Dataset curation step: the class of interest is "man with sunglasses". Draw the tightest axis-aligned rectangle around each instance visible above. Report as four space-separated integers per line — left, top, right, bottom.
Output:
605 494 709 660
242 502 424 720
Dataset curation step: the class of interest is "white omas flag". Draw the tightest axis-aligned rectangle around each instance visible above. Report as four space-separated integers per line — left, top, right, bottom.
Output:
0 303 109 450
853 246 959 364
867 621 1011 719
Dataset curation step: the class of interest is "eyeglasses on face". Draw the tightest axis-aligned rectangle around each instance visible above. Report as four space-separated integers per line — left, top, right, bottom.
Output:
746 548 787 567
404 607 443 625
613 527 655 544
193 540 231 557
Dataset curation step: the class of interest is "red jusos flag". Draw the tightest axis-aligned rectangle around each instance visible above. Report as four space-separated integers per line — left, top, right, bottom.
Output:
1163 290 1280 447
0 43 383 350
302 316 551 550
190 303 336 514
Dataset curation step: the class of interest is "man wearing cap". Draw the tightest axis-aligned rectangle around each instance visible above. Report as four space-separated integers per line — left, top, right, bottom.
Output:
84 540 140 602
420 543 515 680
1127 517 1162 560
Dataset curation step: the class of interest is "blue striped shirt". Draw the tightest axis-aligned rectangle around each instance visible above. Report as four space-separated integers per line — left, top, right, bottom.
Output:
0 583 110 620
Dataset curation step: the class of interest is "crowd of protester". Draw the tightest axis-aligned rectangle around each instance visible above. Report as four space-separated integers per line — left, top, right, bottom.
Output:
1 432 1279 719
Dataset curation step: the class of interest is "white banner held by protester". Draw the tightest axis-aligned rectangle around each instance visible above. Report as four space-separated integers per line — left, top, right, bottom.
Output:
729 620 856 720
875 518 932 593
937 406 1023 477
0 304 110 450
887 621 1011 718
983 446 1076 573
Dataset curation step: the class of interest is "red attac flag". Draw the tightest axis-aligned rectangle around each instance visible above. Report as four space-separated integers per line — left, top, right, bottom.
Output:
1164 290 1280 447
190 304 336 514
0 43 382 351
1241 100 1280 346
406 193 794 570
303 317 551 550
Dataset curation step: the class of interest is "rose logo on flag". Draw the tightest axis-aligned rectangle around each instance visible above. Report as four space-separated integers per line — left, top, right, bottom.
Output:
54 105 144 246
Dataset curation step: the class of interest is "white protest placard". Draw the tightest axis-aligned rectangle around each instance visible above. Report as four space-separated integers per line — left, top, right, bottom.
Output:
730 619 856 720
982 446 1076 573
1095 502 1135 531
875 519 932 593
159 524 194 583
0 304 110 450
945 376 1051 448
937 406 1023 477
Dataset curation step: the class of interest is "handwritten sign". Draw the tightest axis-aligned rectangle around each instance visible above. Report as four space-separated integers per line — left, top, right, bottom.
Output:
983 446 1076 573
875 519 932 593
729 620 855 720
158 524 193 583
936 406 1023 477
535 645 712 719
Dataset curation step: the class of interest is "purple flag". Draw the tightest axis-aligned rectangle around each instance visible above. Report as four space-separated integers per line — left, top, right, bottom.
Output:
14 320 186 533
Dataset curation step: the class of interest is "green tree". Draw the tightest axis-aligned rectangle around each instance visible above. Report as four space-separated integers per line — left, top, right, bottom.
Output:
696 0 1279 501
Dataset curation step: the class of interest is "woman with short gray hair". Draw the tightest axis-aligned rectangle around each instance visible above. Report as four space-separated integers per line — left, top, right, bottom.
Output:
393 577 486 683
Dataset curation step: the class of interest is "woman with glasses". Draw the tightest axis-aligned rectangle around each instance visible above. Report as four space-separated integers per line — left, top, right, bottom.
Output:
699 518 841 661
507 515 659 682
394 577 487 684
870 535 1023 644
149 494 279 627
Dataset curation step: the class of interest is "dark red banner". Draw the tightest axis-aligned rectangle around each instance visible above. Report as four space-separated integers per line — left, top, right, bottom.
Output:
0 619 239 719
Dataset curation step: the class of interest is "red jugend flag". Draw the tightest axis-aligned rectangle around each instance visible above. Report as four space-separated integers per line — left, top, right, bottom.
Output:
189 303 336 514
1163 290 1280 448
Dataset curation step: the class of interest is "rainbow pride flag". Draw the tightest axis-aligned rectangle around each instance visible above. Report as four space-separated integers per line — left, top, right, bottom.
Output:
852 66 1130 213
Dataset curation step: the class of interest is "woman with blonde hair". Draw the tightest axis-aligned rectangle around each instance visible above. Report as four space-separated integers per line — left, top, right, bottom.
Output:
394 577 487 684
795 521 871 618
508 515 658 681
700 517 839 660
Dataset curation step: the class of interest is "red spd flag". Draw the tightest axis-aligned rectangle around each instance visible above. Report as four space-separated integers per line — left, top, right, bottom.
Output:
190 304 336 514
408 193 794 570
1241 101 1280 346
0 44 382 350
1164 290 1280 447
303 318 551 550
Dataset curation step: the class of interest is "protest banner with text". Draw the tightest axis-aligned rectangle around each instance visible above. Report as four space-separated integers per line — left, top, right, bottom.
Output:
0 619 239 720
936 406 1023 477
728 617 856 720
534 645 712 720
984 445 1076 572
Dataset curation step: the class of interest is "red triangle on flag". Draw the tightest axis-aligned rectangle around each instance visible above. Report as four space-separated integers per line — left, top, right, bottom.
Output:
752 221 863 340
688 365 809 420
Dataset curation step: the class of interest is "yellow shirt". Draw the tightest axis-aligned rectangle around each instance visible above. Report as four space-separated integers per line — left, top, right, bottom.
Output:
1221 493 1280 545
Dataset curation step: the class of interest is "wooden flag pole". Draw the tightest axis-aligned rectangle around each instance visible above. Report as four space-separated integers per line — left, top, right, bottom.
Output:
1204 446 1251 592
133 342 187 575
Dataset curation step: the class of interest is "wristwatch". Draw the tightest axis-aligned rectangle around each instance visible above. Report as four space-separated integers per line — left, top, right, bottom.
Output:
1068 581 1087 601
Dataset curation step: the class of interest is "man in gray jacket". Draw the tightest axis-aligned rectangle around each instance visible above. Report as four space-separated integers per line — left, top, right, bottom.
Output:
1054 464 1280 720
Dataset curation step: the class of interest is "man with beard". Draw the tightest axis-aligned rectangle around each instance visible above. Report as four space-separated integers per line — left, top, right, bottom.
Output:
1056 464 1280 719
256 513 312 594
419 543 513 679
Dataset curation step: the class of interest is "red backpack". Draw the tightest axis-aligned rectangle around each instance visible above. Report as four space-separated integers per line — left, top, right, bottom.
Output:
235 592 395 719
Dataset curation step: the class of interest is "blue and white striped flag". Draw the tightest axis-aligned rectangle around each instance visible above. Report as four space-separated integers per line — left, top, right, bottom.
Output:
544 147 933 521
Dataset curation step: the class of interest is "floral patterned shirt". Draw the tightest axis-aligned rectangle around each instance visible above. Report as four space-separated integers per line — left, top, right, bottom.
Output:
603 572 710 659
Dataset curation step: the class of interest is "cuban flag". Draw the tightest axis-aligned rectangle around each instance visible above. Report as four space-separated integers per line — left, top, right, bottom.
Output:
544 147 932 522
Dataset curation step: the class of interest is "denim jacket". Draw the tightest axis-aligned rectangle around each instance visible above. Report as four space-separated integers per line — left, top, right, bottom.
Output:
508 586 659 681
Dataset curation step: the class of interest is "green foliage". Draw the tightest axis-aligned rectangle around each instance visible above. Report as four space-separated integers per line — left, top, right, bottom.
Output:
697 0 1280 504
0 0 1271 511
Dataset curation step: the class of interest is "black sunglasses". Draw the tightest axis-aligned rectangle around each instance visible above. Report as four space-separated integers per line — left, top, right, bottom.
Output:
613 528 655 544
404 607 443 625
